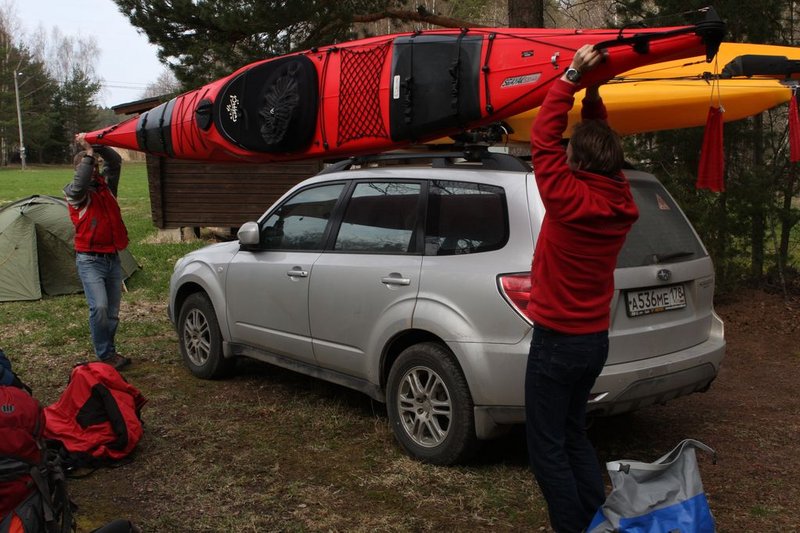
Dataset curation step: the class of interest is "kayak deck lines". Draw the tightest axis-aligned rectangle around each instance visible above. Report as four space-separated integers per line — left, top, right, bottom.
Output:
338 41 391 146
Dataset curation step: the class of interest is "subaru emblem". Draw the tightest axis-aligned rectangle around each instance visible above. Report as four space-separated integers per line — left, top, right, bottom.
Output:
657 269 672 282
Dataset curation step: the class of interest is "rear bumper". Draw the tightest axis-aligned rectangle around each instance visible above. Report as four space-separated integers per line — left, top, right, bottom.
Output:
471 313 725 437
589 319 725 415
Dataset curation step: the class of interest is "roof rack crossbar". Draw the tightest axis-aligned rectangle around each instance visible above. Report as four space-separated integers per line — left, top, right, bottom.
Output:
318 147 531 174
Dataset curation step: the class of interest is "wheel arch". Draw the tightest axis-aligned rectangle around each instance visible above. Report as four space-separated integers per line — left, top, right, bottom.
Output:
383 336 481 464
173 281 204 323
177 290 235 379
379 329 508 443
380 329 451 393
172 276 230 342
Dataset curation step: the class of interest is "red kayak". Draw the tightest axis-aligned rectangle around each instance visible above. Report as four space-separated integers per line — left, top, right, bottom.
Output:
86 9 724 162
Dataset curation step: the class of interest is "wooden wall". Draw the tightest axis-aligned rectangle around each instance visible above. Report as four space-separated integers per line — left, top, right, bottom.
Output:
146 156 323 229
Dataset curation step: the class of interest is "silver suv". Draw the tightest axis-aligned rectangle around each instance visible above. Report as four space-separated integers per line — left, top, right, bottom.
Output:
168 149 725 465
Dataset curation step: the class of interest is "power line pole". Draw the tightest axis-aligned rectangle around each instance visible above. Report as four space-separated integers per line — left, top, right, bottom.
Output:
13 68 26 170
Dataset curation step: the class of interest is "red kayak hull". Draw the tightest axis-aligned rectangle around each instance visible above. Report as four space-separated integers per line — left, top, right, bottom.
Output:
86 16 724 162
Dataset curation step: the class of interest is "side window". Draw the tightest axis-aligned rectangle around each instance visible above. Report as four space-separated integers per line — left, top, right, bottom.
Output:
425 180 508 256
334 182 421 253
260 183 345 251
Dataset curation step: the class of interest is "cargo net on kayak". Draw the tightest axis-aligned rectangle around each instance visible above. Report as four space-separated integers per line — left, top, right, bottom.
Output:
337 43 390 146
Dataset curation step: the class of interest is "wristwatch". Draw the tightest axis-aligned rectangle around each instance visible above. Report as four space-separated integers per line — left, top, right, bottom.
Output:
565 67 582 83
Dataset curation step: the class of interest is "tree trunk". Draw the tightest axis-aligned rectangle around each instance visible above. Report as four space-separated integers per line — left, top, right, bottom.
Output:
508 0 544 27
778 164 798 269
750 113 765 279
715 194 730 289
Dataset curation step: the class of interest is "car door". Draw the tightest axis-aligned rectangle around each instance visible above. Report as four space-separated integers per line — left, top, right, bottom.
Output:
226 182 346 364
309 180 423 378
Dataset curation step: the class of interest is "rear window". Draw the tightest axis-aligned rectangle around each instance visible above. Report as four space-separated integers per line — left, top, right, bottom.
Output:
617 179 707 268
425 180 508 256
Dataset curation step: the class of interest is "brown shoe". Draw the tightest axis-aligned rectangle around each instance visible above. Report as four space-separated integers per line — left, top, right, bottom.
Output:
102 354 132 370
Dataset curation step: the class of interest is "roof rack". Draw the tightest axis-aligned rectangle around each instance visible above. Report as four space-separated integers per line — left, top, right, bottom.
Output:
319 146 531 175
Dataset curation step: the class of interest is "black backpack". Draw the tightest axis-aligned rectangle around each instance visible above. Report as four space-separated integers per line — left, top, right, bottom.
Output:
0 456 74 533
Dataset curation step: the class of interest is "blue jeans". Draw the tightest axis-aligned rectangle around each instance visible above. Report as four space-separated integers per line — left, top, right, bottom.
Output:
76 252 122 360
525 325 609 533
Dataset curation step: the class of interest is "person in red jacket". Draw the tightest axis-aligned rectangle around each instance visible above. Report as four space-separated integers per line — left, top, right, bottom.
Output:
525 45 639 533
64 133 131 370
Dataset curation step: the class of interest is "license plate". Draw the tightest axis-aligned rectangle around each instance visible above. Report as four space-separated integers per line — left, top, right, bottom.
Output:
625 284 686 317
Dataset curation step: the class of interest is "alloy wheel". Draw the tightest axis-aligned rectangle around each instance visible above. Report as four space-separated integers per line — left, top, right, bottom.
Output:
396 365 452 448
183 308 211 367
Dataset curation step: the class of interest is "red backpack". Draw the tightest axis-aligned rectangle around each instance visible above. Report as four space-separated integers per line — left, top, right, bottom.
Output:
44 363 147 465
0 386 44 518
1 385 74 533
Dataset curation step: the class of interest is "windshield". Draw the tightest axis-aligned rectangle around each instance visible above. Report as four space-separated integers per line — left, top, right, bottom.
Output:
617 177 707 268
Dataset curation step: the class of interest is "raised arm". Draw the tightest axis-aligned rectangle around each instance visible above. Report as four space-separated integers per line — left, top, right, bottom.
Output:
96 145 122 197
63 134 123 206
530 45 610 218
63 133 96 207
581 84 608 122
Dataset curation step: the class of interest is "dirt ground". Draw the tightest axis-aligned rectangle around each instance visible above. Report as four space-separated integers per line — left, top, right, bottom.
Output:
591 288 800 531
62 288 799 531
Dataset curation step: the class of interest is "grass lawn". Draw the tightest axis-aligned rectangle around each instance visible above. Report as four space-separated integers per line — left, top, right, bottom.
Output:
0 163 205 380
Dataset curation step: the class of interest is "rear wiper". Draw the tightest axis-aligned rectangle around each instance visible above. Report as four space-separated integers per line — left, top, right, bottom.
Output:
645 251 695 265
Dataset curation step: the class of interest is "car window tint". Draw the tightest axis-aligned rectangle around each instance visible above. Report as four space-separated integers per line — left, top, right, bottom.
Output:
261 183 345 250
425 180 508 256
618 179 707 267
334 182 421 253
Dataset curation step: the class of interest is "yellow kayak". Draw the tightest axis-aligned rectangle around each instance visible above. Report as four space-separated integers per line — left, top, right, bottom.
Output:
505 42 800 139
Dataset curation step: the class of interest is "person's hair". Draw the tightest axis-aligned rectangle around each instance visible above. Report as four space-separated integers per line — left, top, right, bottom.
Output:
73 150 89 168
73 150 101 173
568 119 624 177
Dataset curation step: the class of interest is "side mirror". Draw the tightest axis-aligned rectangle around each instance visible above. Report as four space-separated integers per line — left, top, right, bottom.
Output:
237 221 260 246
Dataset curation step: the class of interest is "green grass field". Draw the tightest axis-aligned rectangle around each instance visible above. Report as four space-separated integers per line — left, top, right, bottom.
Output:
0 163 205 388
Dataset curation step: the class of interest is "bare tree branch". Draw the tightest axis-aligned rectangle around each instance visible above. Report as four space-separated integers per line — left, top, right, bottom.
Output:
351 8 487 28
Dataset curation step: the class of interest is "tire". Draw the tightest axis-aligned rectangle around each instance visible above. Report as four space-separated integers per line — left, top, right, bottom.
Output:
177 292 234 379
386 342 480 465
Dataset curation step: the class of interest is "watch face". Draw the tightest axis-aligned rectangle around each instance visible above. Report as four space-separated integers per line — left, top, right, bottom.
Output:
566 68 581 82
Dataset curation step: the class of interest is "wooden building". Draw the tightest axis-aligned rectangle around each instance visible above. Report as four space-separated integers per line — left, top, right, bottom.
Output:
145 156 322 229
112 97 321 231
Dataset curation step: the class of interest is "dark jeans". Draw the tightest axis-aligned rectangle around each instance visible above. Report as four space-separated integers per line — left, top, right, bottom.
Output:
525 325 609 533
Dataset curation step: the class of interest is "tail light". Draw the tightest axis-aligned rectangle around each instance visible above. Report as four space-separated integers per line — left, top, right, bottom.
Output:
498 272 532 324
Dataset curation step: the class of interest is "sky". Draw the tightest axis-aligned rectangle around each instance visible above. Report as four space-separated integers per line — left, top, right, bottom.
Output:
15 0 164 107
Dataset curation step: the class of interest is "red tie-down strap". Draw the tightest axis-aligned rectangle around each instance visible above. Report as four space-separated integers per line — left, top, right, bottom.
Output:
696 105 725 192
789 89 800 163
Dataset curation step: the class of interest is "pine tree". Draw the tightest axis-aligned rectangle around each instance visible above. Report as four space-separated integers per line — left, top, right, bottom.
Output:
614 0 799 290
111 0 490 88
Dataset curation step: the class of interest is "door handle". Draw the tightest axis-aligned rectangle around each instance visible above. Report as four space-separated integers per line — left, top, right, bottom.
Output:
287 269 308 278
381 276 410 286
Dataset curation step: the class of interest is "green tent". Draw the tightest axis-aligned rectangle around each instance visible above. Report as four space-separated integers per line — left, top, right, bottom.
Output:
0 195 138 302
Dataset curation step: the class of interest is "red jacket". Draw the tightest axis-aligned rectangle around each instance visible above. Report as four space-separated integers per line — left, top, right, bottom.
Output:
64 148 128 253
528 79 638 334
